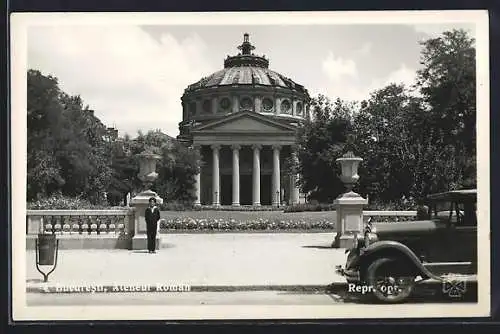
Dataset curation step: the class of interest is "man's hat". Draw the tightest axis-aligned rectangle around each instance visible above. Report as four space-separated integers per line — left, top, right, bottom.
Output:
149 197 157 203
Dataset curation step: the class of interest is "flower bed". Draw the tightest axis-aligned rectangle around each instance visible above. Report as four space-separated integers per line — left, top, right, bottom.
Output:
157 210 416 233
159 217 335 232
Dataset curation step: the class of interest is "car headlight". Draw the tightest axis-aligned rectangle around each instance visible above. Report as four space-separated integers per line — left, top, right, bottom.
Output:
352 233 365 249
364 231 378 247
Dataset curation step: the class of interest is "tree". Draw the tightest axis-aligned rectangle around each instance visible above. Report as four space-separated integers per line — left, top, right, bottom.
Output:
57 93 113 203
297 30 476 207
107 129 201 206
156 141 201 204
27 70 66 199
351 83 457 205
296 95 355 202
27 70 112 203
416 28 476 190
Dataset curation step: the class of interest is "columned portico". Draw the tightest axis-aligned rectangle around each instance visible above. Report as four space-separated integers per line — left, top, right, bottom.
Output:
190 110 305 206
252 144 261 206
194 142 302 206
211 144 221 206
232 145 241 206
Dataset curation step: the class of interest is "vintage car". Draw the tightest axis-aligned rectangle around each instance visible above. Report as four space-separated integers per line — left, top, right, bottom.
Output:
335 189 477 303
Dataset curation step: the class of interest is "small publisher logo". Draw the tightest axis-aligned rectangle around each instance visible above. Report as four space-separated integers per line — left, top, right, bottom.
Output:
442 279 467 298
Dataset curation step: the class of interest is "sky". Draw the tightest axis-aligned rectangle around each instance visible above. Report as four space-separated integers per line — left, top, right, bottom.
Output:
27 19 475 138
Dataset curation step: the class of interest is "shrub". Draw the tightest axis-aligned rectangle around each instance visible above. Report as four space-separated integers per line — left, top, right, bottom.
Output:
283 203 335 212
159 202 193 211
365 199 416 211
27 194 110 210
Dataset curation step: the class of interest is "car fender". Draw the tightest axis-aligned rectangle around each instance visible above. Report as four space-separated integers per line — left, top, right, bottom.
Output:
353 240 443 281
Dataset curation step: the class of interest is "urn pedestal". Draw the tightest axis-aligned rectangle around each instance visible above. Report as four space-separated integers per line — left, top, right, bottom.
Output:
332 152 368 248
332 191 368 248
130 190 163 250
130 152 163 250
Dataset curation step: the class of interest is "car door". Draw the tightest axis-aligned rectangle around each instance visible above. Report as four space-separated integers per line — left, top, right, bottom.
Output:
421 199 477 276
438 200 477 275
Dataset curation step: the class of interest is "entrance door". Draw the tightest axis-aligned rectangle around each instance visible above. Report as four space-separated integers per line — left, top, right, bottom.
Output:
220 174 232 206
240 175 252 205
260 174 272 206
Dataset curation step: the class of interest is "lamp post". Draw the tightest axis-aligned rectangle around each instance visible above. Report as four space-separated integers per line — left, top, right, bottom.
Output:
332 151 368 248
130 151 163 250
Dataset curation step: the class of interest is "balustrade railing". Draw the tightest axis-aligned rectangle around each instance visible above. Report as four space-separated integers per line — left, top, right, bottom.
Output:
26 210 135 236
364 210 417 222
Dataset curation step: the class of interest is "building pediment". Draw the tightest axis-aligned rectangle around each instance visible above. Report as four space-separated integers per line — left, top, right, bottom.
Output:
191 111 297 134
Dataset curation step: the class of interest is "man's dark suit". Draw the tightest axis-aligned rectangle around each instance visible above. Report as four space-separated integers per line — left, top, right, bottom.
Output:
145 206 160 252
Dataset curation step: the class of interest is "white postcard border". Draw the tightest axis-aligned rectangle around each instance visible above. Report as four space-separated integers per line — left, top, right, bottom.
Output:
10 10 491 321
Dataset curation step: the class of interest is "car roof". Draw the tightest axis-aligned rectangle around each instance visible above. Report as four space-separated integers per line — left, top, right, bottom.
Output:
426 189 477 202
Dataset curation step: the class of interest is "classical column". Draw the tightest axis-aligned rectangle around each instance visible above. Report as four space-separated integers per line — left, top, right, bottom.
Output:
272 145 281 206
252 144 261 206
195 99 202 116
211 144 220 206
182 101 187 120
211 96 218 114
254 95 262 113
232 144 241 206
275 97 281 115
290 147 300 205
232 96 239 113
193 145 201 205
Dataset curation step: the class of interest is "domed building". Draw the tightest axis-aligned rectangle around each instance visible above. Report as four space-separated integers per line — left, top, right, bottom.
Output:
178 33 310 206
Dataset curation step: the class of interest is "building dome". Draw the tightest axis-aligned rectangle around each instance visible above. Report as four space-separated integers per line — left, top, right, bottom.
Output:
178 33 310 143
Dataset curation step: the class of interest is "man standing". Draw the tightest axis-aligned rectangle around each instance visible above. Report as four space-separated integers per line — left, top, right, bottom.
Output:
145 197 160 253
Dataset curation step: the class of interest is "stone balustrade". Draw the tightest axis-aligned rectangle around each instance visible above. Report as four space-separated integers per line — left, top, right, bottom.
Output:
26 210 136 250
26 210 135 235
25 208 418 248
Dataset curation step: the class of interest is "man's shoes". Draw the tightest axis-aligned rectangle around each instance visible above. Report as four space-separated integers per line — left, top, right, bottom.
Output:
152 250 156 254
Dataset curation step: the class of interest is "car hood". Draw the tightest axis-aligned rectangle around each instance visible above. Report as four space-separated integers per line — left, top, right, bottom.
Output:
372 219 446 237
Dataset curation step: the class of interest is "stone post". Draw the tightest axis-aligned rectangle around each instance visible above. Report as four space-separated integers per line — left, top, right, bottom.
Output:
332 151 368 248
130 152 163 250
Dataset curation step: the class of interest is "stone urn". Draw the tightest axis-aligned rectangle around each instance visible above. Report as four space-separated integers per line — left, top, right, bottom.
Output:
336 151 363 195
137 152 162 191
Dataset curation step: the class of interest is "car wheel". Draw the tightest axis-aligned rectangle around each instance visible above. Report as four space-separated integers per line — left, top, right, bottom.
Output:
366 257 416 304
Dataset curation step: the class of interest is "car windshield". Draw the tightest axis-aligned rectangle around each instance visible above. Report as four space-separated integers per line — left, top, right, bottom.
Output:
430 199 476 226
